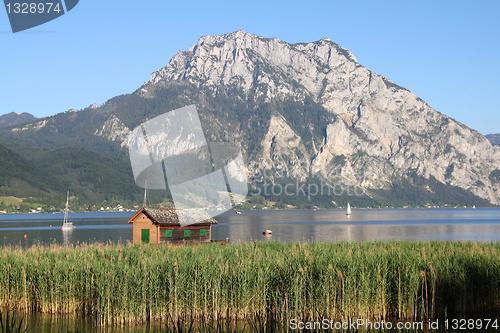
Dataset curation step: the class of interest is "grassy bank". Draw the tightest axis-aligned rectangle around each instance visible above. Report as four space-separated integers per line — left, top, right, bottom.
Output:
0 241 499 326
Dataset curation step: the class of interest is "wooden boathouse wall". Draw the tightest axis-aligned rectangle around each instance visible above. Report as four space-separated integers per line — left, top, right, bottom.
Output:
159 225 212 244
129 210 160 244
127 207 216 245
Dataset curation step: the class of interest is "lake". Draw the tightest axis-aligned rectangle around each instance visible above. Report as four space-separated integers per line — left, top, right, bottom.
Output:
1 208 500 246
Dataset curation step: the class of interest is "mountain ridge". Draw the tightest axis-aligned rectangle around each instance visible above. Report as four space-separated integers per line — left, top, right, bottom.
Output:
0 30 498 207
0 112 37 128
486 133 500 146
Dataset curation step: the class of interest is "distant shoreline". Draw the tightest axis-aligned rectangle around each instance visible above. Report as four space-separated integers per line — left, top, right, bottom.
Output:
1 206 499 216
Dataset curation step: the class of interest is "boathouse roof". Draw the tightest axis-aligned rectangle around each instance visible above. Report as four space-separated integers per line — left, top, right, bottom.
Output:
128 207 218 226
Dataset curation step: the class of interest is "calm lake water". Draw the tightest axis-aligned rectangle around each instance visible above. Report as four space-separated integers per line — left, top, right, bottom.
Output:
1 208 500 246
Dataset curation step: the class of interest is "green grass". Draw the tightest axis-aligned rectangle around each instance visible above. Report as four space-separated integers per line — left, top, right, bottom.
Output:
0 241 499 326
0 197 22 207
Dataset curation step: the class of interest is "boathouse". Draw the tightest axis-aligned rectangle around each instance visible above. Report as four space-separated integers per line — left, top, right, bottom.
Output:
127 207 217 244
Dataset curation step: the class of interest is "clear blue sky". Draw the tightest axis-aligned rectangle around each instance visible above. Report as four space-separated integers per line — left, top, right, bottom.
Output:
1 0 499 134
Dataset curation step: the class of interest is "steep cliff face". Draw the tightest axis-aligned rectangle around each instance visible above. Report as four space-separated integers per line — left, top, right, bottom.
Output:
94 115 131 148
139 31 500 204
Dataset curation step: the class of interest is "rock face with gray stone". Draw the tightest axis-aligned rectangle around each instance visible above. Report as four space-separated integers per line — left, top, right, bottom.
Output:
138 30 500 204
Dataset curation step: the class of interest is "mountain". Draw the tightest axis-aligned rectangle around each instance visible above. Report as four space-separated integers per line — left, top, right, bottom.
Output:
0 112 37 128
0 106 125 158
486 134 500 146
138 31 500 205
0 31 498 207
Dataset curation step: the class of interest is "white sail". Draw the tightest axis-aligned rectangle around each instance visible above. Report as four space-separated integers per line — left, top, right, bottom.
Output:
346 202 352 216
62 191 74 230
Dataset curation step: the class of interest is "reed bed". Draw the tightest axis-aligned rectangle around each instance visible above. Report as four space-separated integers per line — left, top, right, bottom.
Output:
0 241 498 326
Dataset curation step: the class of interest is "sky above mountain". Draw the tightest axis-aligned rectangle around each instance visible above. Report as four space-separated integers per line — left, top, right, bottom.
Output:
0 0 499 135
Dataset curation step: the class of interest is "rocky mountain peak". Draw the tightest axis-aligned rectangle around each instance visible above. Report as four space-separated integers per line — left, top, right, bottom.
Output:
140 31 500 205
143 30 359 102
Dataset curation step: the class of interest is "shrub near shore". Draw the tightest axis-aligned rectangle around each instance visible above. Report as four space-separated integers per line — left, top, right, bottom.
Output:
0 241 499 326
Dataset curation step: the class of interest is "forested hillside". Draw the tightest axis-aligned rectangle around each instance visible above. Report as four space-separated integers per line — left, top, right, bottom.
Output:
0 144 142 212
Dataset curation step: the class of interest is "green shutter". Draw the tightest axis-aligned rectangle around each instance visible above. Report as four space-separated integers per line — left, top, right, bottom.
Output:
165 229 172 237
200 229 206 237
141 229 150 243
184 229 191 238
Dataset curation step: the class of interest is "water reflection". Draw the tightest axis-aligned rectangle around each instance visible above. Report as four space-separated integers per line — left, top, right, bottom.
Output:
10 311 500 333
212 208 500 243
0 212 135 246
0 209 499 246
62 228 73 246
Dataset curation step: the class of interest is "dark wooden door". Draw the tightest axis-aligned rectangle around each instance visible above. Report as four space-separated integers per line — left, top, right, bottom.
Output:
141 229 150 243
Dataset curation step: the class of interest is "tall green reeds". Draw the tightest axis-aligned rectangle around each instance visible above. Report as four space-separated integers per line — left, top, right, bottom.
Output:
0 241 499 326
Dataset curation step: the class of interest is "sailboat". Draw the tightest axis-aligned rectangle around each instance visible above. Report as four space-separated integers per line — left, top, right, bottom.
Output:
346 202 352 216
61 191 75 230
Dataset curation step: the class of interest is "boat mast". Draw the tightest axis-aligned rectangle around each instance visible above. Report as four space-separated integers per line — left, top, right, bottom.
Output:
63 191 69 223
